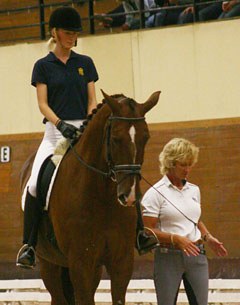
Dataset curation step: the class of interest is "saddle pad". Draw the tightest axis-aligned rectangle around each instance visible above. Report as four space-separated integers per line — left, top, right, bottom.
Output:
21 138 70 211
21 160 61 211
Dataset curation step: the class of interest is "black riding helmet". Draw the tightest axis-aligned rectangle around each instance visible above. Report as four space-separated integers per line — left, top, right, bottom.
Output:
49 6 82 32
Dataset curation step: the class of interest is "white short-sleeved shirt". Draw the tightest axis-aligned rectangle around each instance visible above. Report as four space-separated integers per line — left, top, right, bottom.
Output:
141 175 202 242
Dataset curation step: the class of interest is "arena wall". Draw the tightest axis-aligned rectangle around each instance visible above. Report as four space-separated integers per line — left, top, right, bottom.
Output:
0 118 239 279
0 19 239 279
0 18 240 134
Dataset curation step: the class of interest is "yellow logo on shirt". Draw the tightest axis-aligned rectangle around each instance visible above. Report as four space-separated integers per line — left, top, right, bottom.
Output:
78 67 84 76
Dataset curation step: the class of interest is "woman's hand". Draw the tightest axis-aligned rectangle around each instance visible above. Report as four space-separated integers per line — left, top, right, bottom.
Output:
222 0 237 12
122 23 130 31
206 234 228 257
182 6 194 15
173 235 200 256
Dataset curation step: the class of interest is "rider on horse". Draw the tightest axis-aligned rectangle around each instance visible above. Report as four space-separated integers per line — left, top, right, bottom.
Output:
16 7 158 269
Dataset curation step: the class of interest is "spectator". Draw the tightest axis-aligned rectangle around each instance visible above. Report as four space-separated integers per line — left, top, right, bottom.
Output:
141 138 228 305
178 1 223 24
120 0 157 30
218 0 240 19
178 0 240 24
96 3 126 28
154 0 192 27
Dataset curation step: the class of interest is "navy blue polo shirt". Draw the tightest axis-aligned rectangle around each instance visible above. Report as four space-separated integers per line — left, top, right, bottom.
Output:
31 51 99 122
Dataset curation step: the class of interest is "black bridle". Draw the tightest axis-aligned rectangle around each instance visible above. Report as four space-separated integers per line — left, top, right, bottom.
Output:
69 115 146 182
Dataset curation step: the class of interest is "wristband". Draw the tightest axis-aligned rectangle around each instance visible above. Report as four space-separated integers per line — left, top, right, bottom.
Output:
55 118 61 127
203 232 211 242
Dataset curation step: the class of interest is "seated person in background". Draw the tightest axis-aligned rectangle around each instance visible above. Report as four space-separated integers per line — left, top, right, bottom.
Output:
178 0 240 24
154 0 192 27
178 1 223 24
218 0 240 19
121 0 157 30
146 0 167 27
97 3 126 28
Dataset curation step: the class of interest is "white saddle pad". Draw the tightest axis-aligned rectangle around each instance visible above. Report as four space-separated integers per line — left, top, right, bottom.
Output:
21 138 70 211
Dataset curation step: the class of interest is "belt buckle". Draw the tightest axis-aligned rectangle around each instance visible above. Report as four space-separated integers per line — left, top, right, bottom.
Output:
159 247 169 253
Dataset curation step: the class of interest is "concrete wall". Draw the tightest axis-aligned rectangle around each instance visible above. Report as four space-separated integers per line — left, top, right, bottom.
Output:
1 18 240 134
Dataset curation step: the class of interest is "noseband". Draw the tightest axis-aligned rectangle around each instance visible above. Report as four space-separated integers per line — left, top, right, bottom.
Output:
70 115 145 181
106 115 145 181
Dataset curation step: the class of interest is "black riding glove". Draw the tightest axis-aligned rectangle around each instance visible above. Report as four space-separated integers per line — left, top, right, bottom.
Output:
56 120 79 140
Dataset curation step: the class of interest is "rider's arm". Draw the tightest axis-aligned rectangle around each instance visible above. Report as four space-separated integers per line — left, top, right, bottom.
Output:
36 82 60 126
87 81 97 115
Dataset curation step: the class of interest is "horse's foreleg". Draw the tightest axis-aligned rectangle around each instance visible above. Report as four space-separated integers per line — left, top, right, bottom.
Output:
106 254 134 305
39 257 72 305
68 256 101 305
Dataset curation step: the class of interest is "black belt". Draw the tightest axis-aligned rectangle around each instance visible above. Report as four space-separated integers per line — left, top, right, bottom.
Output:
158 243 206 255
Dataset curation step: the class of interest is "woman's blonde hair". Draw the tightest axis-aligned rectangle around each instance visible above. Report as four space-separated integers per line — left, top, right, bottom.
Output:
159 138 199 175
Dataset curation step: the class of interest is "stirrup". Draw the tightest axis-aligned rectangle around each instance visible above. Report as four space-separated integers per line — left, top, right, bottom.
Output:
136 227 159 255
16 244 36 269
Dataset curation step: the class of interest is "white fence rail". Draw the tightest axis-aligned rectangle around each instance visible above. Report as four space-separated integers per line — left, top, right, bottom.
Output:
0 279 239 304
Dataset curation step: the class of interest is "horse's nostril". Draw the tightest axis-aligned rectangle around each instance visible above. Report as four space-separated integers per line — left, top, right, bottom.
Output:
118 194 128 206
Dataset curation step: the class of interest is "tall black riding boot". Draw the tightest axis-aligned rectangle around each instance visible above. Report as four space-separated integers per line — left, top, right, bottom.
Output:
135 200 159 255
16 190 42 269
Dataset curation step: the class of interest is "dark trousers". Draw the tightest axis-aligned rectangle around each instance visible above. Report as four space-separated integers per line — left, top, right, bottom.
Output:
106 4 125 27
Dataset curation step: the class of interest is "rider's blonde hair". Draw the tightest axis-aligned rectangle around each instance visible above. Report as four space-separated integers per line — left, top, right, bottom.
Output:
159 138 199 175
47 28 57 51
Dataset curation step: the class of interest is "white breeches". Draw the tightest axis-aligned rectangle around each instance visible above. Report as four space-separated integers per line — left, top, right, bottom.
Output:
27 120 83 197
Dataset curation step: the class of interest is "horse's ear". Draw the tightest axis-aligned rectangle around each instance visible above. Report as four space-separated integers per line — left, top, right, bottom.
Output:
101 89 120 114
140 91 161 116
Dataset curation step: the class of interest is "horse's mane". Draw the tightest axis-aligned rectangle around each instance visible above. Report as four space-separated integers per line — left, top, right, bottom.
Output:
52 94 137 160
79 93 135 136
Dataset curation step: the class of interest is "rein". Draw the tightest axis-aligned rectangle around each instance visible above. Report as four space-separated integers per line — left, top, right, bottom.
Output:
69 115 146 181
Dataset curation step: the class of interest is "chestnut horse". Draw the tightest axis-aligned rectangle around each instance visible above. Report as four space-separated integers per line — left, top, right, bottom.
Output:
20 90 160 305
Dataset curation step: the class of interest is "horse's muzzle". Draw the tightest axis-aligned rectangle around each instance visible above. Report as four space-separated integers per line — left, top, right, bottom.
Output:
113 164 141 207
118 193 136 207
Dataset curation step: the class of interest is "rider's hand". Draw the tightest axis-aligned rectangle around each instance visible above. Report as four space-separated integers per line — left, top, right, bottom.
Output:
56 120 79 140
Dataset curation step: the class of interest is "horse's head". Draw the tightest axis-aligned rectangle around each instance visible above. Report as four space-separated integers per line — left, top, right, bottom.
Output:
101 90 161 207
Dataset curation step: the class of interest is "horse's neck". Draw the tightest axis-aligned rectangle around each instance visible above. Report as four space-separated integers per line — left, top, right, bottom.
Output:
75 106 110 166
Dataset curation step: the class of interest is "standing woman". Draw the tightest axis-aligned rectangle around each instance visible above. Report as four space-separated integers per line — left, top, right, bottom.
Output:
16 6 99 269
141 138 228 305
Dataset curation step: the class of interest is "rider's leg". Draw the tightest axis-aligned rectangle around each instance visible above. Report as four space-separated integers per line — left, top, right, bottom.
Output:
16 120 83 269
16 189 43 269
135 200 159 255
16 122 59 269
